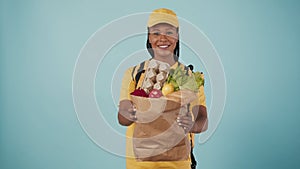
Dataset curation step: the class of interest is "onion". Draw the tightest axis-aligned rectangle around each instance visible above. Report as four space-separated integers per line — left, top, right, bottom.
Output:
130 88 149 97
148 89 163 98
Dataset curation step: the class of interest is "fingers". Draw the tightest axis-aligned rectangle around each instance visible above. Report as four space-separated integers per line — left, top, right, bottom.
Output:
128 106 137 122
177 116 192 126
127 106 136 114
119 105 137 122
177 115 193 133
129 113 137 121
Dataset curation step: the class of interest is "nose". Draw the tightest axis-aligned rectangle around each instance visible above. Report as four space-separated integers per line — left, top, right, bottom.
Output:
159 34 168 41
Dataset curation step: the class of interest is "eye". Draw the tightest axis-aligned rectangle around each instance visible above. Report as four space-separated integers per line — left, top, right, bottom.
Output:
166 31 174 35
152 32 160 36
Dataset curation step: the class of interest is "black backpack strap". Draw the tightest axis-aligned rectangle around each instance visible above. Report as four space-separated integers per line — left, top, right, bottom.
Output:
188 64 194 73
137 61 145 74
191 147 197 169
184 66 189 75
131 65 137 81
133 61 146 89
185 63 196 169
178 62 190 75
190 133 197 169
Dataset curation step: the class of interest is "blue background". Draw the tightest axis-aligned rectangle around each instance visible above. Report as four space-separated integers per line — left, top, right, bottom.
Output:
1 0 299 169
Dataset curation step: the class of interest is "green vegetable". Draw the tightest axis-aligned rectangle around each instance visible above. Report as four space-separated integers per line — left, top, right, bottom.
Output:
193 71 205 88
166 66 204 92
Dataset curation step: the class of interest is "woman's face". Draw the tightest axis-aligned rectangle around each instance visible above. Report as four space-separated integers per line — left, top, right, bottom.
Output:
148 23 178 59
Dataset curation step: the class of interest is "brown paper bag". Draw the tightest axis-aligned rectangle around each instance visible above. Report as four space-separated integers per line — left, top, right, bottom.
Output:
130 90 197 161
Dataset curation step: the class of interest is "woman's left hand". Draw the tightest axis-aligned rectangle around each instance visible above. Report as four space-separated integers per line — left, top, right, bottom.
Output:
177 113 194 133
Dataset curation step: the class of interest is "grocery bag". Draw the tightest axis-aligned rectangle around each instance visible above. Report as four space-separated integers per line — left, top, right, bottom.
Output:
130 90 197 161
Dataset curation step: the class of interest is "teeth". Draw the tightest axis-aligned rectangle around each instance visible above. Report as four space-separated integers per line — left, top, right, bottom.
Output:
159 45 168 48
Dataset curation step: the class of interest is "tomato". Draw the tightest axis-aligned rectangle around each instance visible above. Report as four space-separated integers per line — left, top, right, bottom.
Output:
162 83 174 96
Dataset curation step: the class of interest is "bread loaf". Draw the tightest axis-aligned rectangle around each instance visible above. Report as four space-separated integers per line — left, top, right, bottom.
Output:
141 59 170 93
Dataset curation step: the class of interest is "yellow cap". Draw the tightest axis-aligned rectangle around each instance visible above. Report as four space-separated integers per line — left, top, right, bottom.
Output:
147 8 179 28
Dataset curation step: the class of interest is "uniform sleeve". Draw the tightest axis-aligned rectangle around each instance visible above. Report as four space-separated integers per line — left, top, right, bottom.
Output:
119 67 136 102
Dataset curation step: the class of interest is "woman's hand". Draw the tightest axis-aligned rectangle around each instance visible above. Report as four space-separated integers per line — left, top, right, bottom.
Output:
118 100 137 126
177 112 194 133
120 106 137 121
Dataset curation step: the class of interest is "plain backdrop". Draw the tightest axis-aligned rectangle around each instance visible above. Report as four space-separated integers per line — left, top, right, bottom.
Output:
1 0 299 169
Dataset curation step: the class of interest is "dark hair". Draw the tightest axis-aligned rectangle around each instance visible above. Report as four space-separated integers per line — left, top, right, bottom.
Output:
146 28 180 61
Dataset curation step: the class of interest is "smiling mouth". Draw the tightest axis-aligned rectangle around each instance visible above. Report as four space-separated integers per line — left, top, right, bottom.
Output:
158 45 170 49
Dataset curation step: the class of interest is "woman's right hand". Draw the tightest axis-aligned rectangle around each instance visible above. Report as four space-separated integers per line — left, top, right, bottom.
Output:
118 100 137 126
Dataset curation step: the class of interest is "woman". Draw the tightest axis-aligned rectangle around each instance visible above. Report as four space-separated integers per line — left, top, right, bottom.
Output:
118 8 208 169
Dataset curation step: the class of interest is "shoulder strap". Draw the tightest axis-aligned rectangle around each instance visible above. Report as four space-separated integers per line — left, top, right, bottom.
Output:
188 64 194 72
191 148 197 169
131 61 146 89
131 66 137 81
178 62 190 75
180 62 197 168
190 133 197 169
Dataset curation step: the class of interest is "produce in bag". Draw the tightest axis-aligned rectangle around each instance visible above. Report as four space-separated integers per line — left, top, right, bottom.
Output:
130 60 203 161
